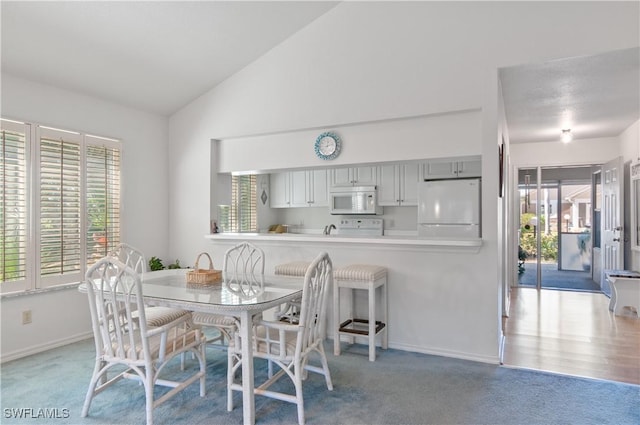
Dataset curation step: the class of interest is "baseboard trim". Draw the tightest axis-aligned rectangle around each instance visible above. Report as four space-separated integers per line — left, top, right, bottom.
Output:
332 337 500 364
0 331 93 364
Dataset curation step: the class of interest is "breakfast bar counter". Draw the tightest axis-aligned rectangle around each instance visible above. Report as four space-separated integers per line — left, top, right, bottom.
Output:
204 230 496 365
205 232 483 249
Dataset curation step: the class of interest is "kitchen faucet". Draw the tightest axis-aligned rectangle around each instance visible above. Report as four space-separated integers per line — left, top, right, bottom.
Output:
323 224 336 235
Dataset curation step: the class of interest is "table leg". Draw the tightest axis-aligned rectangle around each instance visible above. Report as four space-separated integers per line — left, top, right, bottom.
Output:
609 278 617 311
240 310 255 425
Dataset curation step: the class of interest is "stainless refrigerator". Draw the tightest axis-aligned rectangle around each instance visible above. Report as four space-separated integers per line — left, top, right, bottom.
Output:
417 178 481 238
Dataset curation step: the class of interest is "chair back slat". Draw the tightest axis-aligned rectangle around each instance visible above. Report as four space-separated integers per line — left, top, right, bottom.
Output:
111 243 147 275
223 242 265 297
297 252 332 356
86 256 150 362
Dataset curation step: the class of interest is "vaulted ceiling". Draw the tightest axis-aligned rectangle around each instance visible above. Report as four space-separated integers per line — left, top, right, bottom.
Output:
2 2 638 145
1 1 339 116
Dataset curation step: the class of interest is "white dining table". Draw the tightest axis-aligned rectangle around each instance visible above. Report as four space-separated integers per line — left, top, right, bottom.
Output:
79 268 303 425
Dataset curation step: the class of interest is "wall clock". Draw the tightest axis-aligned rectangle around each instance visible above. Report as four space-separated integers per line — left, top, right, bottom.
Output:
314 132 341 160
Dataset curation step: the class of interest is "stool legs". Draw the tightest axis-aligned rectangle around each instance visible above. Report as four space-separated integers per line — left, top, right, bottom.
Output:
382 278 388 350
334 279 388 361
368 282 376 361
333 285 340 356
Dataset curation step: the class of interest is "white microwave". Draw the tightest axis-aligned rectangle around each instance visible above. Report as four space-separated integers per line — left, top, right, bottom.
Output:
329 186 382 215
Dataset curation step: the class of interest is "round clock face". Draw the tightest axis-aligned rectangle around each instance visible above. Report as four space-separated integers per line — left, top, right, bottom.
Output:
315 132 341 160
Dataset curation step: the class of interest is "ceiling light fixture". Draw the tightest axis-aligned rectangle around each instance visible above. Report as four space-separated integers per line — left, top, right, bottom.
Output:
561 129 573 143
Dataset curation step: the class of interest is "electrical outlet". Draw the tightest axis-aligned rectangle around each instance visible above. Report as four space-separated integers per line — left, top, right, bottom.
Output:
22 310 32 325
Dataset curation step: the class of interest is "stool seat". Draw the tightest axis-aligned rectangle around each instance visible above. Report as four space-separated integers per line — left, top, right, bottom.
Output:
334 264 387 281
334 264 388 361
275 261 311 277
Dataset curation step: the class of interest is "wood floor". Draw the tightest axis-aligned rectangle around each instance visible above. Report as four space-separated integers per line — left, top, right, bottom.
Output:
502 287 640 385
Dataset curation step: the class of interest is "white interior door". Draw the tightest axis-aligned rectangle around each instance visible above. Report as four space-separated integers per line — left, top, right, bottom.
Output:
602 156 624 274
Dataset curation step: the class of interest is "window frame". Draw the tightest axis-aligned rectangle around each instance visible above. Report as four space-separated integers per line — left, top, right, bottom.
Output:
1 118 122 294
1 119 31 293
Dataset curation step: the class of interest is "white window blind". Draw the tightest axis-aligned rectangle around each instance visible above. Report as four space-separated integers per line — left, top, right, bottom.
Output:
1 123 28 284
39 132 82 279
230 175 257 232
85 138 121 266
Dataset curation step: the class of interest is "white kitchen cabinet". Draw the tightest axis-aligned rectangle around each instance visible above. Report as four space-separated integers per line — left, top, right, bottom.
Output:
378 163 420 206
271 170 329 208
270 172 290 208
309 169 329 207
422 157 481 180
330 166 378 187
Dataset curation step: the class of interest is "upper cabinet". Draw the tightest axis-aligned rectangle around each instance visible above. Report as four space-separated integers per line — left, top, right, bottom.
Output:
270 157 479 209
378 164 420 206
330 166 378 187
422 157 481 180
270 172 291 208
271 169 329 208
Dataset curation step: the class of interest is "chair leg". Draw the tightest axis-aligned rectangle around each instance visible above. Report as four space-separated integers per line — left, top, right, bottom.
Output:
198 346 207 397
227 350 237 412
317 344 334 391
81 360 103 417
294 362 305 425
144 372 154 425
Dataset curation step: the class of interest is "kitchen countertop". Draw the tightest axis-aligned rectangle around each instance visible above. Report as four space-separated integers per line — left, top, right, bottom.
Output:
205 232 483 249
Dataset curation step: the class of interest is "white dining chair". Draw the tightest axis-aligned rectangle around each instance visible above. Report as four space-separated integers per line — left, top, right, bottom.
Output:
226 251 334 425
81 256 206 425
111 243 190 327
192 241 266 348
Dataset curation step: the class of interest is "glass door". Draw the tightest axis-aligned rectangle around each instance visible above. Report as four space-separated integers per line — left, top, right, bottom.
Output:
518 168 540 288
517 166 599 292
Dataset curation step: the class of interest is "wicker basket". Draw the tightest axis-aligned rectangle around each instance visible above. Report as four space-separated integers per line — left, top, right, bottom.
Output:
186 252 222 285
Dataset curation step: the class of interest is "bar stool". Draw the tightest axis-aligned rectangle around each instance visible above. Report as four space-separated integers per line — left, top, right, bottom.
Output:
333 264 388 361
274 261 311 323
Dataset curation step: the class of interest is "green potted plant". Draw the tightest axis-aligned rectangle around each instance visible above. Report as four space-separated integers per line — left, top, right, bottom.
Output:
148 256 164 271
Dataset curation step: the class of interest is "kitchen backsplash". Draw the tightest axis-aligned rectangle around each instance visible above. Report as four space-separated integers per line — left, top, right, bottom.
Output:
267 205 418 234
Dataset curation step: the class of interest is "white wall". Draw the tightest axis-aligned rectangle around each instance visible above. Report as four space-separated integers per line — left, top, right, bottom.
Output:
620 119 640 161
216 111 481 173
168 2 638 362
619 119 640 270
0 74 170 361
510 137 621 168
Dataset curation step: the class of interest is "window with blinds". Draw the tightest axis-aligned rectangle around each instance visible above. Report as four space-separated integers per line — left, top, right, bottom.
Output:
39 135 82 277
229 175 257 232
0 118 121 292
1 125 28 283
85 140 121 265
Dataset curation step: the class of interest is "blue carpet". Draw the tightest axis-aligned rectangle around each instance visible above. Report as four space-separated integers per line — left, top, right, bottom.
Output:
1 338 638 425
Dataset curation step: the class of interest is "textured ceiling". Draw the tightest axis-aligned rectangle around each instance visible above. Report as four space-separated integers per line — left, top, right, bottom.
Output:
500 48 640 144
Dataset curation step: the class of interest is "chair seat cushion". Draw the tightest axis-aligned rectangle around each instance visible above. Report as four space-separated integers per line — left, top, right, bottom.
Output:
334 264 387 281
108 328 201 360
192 312 236 328
274 261 311 277
143 307 190 327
